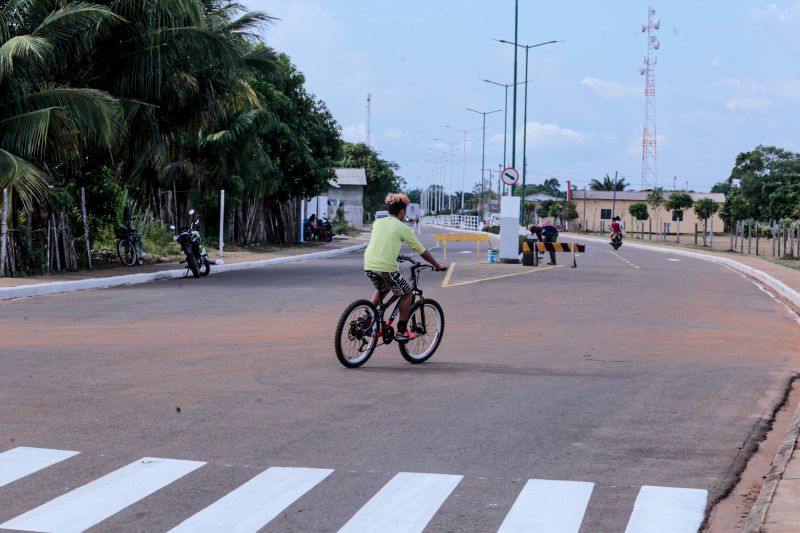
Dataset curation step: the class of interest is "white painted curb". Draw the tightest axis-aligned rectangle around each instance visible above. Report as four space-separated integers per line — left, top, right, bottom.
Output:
571 234 800 309
0 242 367 301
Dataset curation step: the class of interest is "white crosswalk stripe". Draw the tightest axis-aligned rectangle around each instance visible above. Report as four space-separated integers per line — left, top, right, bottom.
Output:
498 479 595 533
0 447 79 489
168 466 333 533
624 485 708 533
0 447 712 532
338 472 463 533
1 457 204 533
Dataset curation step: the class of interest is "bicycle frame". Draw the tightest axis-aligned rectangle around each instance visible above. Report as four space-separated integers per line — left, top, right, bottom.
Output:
373 260 430 343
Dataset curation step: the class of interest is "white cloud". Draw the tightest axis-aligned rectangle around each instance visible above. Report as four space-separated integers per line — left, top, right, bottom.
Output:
342 123 367 143
725 97 774 111
524 121 590 150
749 1 800 51
580 77 639 99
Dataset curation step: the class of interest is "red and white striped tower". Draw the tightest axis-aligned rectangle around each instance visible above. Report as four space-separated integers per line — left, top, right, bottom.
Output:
640 1 660 190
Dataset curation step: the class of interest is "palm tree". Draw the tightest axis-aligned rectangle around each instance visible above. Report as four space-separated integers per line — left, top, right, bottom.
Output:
589 174 628 191
0 1 124 210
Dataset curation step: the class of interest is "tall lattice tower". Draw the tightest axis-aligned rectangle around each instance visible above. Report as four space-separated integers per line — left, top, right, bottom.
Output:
639 2 660 190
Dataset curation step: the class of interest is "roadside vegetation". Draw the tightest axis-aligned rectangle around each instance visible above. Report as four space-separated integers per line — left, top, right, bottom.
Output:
0 0 403 277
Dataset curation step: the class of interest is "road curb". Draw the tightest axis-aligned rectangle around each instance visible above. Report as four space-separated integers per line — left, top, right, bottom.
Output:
743 386 800 532
570 234 800 309
0 242 367 301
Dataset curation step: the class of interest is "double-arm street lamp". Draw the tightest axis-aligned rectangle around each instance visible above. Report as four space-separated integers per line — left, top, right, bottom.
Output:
495 38 562 223
443 125 482 214
466 107 502 221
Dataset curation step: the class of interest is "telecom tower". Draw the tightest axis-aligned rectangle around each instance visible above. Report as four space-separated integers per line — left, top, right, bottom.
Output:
366 93 371 148
639 2 660 190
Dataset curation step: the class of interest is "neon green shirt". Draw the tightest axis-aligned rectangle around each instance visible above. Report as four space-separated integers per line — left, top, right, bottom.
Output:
364 216 426 272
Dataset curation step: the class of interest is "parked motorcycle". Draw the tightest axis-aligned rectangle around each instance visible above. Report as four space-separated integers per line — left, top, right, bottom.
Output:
171 209 210 278
610 233 623 250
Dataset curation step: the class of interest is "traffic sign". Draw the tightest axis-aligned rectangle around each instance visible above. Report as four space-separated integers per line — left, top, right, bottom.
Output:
501 167 519 186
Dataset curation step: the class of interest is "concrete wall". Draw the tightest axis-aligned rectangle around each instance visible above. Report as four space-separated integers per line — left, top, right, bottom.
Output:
574 199 725 235
328 186 364 230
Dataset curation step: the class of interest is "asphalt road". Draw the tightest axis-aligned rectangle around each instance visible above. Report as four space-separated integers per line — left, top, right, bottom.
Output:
1 226 799 532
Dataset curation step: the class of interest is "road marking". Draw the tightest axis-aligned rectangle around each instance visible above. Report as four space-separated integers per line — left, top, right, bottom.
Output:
0 447 79 488
624 485 707 533
338 472 462 533
442 264 563 288
498 479 594 533
667 258 681 262
442 262 456 287
169 466 333 532
1 457 205 533
610 251 641 269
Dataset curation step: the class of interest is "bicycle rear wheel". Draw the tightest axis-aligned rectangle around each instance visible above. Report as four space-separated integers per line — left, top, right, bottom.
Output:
335 299 379 368
117 239 136 266
399 299 444 364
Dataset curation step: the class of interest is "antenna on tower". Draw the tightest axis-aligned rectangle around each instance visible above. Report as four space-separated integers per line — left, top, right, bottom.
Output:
366 93 371 148
639 0 660 190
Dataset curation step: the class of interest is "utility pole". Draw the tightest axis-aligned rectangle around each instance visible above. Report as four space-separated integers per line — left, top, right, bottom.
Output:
640 1 660 189
511 0 519 181
611 171 619 218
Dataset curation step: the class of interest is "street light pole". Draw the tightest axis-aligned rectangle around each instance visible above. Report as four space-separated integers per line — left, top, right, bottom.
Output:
496 39 561 223
466 107 502 221
434 138 461 214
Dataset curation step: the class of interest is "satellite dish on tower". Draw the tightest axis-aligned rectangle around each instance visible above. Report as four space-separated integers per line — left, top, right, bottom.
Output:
654 39 660 50
654 19 661 30
641 24 646 33
639 66 646 75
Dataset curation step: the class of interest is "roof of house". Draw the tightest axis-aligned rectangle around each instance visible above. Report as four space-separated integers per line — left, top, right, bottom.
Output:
334 168 367 186
524 193 562 202
571 190 726 203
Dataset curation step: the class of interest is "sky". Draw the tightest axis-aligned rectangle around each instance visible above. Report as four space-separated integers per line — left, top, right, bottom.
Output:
246 0 800 193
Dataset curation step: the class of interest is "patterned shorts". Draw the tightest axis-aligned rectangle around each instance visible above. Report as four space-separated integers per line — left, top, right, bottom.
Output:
365 270 412 297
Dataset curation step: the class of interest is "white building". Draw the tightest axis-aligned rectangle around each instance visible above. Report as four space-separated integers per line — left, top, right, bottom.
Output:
305 168 367 230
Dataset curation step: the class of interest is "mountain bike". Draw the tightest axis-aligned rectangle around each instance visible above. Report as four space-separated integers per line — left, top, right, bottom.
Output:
334 255 445 368
116 226 144 266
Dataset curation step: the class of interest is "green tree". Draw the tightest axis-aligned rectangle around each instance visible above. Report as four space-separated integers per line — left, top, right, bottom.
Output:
338 143 405 214
522 178 562 198
666 192 693 242
629 203 649 235
693 198 719 246
589 174 628 191
719 188 750 250
646 188 665 237
0 2 124 210
728 145 800 220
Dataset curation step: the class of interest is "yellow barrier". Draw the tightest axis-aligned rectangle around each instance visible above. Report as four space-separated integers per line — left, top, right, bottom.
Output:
433 233 489 260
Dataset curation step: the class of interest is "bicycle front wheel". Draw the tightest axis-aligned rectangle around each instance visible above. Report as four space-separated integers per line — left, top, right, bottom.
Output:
334 299 379 368
117 239 136 266
399 299 445 364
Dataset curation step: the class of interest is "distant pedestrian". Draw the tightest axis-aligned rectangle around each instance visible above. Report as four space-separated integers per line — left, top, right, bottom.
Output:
336 201 345 222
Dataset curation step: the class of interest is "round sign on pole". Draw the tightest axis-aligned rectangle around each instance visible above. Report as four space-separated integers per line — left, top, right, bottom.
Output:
501 167 519 186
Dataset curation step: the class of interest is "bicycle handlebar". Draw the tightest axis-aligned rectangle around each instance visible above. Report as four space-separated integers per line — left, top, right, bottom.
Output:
398 255 446 272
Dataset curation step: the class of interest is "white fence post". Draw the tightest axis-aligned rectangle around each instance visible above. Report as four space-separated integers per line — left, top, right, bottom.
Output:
219 189 225 258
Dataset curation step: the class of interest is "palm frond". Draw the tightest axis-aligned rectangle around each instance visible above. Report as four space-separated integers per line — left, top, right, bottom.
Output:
33 2 123 58
0 148 50 211
0 34 51 78
26 85 124 149
0 107 55 159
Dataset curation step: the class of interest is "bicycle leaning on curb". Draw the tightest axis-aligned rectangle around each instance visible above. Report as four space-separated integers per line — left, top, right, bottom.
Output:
334 255 445 368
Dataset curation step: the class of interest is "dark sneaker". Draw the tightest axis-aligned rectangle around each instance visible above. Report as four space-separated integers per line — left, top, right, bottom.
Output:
547 262 557 265
394 330 418 342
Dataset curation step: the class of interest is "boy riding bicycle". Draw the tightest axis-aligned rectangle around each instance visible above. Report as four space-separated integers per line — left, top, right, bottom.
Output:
364 193 446 342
